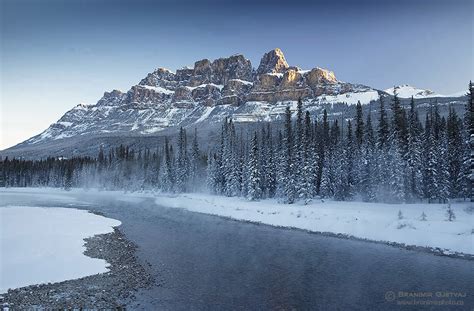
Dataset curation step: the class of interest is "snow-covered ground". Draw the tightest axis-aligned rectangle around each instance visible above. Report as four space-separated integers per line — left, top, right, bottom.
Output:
0 206 120 293
154 193 474 256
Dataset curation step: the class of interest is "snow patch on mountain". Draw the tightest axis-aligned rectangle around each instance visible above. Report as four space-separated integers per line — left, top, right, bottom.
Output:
384 85 438 98
142 85 175 94
314 90 380 105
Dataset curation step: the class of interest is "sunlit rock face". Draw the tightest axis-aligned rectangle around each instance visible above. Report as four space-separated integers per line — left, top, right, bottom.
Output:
281 68 304 89
257 48 289 74
306 67 337 86
20 48 387 147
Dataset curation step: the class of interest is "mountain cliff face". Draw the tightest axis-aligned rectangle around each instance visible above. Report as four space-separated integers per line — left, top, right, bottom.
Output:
19 48 379 146
6 48 466 156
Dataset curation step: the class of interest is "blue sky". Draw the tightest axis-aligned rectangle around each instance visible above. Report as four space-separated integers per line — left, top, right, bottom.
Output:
1 0 472 149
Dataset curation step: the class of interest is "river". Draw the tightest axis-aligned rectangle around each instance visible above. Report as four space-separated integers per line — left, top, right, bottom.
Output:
1 189 473 310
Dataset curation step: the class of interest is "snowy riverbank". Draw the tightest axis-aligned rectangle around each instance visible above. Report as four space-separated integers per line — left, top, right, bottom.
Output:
154 193 474 256
0 206 120 293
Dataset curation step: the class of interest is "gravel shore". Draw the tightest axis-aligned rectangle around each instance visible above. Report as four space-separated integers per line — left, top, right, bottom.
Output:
1 227 154 310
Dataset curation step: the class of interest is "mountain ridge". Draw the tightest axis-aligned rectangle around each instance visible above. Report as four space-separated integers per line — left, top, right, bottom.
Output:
2 49 467 158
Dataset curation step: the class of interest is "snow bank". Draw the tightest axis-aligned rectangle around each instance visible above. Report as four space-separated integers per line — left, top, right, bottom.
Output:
154 194 474 256
0 206 121 293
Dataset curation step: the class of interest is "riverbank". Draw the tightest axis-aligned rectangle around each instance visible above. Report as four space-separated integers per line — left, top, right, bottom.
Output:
1 227 153 310
153 193 474 257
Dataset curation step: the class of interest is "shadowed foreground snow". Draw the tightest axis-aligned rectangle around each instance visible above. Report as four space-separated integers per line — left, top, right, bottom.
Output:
0 206 121 293
155 193 474 256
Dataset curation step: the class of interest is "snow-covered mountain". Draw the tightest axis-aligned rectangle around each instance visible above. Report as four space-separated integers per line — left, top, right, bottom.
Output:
19 48 380 146
384 84 464 99
3 49 467 158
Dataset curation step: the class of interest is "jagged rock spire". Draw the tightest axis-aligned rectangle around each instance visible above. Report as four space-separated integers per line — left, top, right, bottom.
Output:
257 48 289 75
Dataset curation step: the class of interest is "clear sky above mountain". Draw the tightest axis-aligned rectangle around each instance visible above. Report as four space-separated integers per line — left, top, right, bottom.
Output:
1 0 472 149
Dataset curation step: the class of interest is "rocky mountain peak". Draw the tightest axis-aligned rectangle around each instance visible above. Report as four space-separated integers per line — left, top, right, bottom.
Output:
257 48 289 75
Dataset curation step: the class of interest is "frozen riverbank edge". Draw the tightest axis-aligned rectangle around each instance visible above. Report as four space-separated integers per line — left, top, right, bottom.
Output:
1 219 153 310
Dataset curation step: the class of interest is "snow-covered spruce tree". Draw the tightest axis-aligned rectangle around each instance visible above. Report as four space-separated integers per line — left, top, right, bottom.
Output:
315 109 329 195
283 106 297 203
391 91 409 154
353 101 364 195
361 112 376 202
375 96 391 200
390 91 409 201
189 128 200 191
160 137 175 193
387 137 405 202
226 120 241 197
320 119 340 198
175 127 189 193
377 95 390 150
355 101 365 148
239 131 249 198
435 115 449 203
275 130 286 198
406 96 423 201
299 111 315 203
259 126 269 198
219 118 232 196
335 119 353 201
206 151 219 194
265 123 277 198
422 111 438 202
446 106 464 198
294 98 305 201
247 132 262 201
344 120 355 200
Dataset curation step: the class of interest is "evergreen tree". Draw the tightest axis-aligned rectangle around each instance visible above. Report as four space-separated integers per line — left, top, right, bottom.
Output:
406 97 423 201
283 107 296 203
247 132 262 201
355 101 364 148
361 112 376 202
176 127 189 192
190 128 200 191
377 95 390 149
